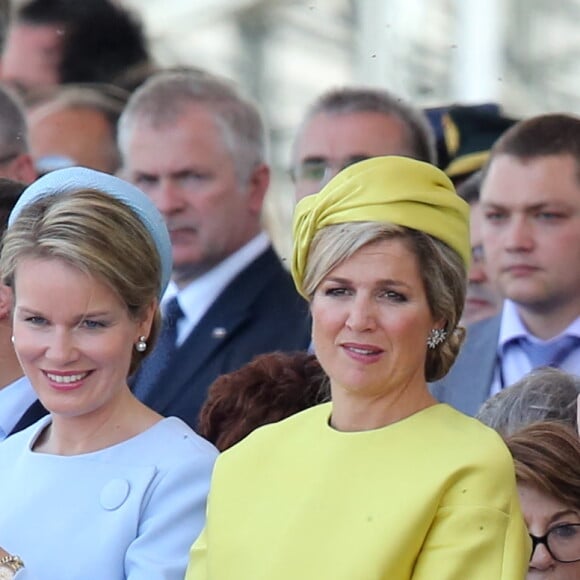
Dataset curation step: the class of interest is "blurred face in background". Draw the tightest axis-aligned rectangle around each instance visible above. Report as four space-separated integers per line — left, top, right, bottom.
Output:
2 22 65 89
292 111 413 200
123 105 266 287
462 201 501 325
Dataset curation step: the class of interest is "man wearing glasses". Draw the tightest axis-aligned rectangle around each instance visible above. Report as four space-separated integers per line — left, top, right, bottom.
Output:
290 86 437 201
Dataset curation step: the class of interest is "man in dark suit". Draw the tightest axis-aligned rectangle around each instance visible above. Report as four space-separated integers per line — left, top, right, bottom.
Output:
432 113 580 415
119 69 311 428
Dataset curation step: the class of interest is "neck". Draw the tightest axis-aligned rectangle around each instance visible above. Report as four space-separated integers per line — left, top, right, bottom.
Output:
329 381 436 432
35 388 161 455
0 330 24 390
517 302 580 340
172 230 262 289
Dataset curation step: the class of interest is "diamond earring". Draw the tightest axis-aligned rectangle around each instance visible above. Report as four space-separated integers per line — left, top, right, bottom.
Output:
427 328 447 349
135 336 147 352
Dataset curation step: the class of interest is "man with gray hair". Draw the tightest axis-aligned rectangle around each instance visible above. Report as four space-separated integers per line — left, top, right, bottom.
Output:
119 69 311 429
0 86 36 183
291 86 436 200
27 84 125 175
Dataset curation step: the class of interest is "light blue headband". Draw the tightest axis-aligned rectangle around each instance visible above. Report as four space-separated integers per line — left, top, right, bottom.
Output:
9 167 172 299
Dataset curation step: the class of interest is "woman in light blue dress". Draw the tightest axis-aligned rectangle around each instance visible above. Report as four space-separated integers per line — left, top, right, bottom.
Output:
0 167 217 580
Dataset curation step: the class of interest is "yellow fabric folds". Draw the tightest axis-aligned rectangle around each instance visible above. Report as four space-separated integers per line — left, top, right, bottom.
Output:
291 155 470 297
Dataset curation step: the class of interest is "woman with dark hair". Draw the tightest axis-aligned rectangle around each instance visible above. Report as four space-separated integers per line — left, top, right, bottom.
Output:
506 422 580 579
198 351 328 451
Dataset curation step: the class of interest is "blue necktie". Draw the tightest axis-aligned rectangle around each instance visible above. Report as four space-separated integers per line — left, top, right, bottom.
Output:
132 296 184 400
517 335 580 368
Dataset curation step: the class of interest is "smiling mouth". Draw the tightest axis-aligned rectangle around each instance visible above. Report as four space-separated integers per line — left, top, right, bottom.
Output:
347 346 380 355
342 344 384 356
45 372 90 384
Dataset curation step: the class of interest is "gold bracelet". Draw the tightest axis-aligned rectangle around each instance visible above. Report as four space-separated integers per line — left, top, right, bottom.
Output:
0 555 24 571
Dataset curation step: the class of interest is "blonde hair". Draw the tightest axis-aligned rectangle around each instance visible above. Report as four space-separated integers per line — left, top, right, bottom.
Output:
302 222 466 381
1 188 161 374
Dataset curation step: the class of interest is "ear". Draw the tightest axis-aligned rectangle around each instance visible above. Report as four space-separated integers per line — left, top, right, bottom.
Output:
245 163 270 215
136 300 157 340
11 154 37 184
0 283 13 320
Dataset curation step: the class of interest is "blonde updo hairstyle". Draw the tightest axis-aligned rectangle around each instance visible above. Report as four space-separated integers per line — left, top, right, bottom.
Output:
301 221 466 382
0 188 162 375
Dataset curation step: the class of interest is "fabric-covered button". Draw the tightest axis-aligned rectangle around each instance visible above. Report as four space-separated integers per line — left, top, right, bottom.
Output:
100 479 130 510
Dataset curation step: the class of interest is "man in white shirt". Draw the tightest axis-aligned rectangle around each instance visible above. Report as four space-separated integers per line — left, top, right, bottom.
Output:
432 113 580 414
119 69 311 428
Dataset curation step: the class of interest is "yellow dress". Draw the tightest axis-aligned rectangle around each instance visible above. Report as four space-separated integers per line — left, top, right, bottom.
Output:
187 403 530 579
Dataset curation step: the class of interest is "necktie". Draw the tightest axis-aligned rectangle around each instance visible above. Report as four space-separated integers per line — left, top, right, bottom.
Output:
517 335 580 369
132 296 184 400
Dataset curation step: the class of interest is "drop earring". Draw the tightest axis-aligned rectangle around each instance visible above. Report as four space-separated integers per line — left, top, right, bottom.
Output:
135 336 147 352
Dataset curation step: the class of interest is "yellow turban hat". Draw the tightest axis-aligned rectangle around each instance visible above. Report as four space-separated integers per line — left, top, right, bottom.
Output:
291 156 470 297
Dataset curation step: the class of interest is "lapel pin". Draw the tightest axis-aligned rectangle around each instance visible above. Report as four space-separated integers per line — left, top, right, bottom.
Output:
211 327 227 339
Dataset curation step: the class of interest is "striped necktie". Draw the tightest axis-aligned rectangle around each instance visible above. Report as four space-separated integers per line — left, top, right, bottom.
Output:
517 335 580 369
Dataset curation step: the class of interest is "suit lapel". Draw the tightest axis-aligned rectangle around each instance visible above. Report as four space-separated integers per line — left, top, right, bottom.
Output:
149 247 282 413
450 315 501 414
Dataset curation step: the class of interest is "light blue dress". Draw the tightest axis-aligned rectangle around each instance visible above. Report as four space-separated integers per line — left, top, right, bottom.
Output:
0 416 218 579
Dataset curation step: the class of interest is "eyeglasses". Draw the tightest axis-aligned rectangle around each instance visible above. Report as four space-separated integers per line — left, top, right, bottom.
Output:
530 523 580 563
291 155 370 186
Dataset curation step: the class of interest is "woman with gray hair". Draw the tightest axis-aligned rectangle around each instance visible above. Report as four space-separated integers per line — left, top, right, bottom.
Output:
476 367 580 436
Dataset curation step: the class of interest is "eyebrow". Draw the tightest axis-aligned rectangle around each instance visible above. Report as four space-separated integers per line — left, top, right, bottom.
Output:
17 307 112 319
547 509 580 526
323 276 411 289
481 201 570 210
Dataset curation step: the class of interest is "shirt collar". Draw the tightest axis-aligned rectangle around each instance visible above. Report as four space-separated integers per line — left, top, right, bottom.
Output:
163 233 270 335
499 299 580 349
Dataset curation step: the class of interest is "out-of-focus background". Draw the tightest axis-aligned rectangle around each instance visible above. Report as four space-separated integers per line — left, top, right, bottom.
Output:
14 0 580 256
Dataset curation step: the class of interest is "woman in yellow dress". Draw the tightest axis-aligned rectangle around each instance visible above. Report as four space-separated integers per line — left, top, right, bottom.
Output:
186 156 530 579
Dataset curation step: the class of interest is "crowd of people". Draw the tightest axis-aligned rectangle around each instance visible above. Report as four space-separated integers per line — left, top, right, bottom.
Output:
0 1 579 579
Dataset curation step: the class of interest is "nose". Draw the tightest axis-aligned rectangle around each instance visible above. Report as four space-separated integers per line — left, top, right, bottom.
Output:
45 328 79 365
346 295 376 333
320 166 339 189
529 542 555 571
153 178 186 215
505 216 534 252
468 261 487 284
